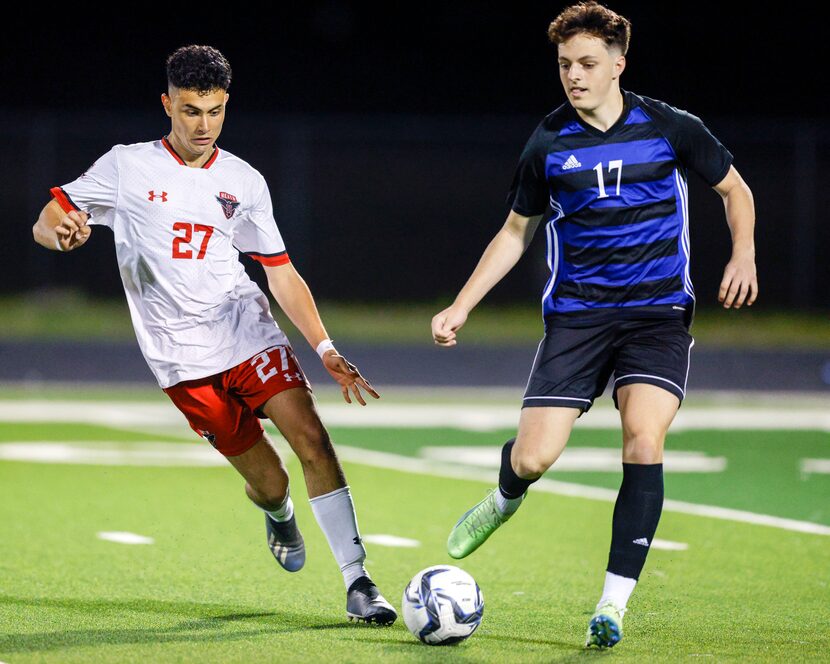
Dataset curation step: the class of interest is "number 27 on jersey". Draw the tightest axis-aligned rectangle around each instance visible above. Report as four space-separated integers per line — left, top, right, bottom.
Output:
172 222 214 259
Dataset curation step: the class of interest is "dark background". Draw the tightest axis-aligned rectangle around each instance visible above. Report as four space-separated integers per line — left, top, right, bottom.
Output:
3 3 828 309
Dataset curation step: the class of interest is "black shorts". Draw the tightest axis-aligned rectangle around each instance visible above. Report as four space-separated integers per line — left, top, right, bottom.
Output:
522 310 694 412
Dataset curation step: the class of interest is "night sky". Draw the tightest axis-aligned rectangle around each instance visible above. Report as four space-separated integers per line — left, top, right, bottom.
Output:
6 3 822 120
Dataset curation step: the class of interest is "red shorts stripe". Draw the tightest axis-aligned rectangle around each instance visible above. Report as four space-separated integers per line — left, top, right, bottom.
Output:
164 345 310 457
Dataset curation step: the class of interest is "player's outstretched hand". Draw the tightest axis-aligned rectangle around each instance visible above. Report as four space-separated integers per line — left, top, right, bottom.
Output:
431 305 468 347
323 352 380 406
55 210 91 251
718 251 758 309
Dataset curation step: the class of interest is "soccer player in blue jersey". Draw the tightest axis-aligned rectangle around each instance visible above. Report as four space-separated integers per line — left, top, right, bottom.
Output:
432 1 757 649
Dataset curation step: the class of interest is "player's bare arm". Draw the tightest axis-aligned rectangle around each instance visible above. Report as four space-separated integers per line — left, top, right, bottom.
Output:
264 262 379 405
432 210 542 347
32 198 92 252
713 165 757 309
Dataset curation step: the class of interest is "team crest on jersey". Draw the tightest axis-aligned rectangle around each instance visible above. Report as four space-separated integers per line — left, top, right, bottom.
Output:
216 192 240 219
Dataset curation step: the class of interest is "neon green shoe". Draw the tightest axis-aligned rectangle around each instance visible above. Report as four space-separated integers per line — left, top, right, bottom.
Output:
585 600 625 648
447 489 513 559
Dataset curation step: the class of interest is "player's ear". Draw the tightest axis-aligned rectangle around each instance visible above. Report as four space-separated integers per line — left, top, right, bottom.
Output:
161 93 173 117
224 92 229 106
613 55 626 79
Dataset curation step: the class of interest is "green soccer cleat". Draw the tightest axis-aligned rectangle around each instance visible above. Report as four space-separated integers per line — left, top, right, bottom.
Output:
585 600 625 648
447 489 513 559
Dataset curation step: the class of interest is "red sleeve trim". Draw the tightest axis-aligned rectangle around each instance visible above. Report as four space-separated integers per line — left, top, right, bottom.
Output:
50 187 79 213
249 252 290 266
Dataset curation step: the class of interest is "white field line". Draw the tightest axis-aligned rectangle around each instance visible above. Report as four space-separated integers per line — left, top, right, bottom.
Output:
0 442 226 466
2 398 829 536
1 400 830 431
651 539 689 551
363 534 421 548
332 445 830 537
800 459 830 475
97 531 155 545
1 439 828 537
420 446 727 473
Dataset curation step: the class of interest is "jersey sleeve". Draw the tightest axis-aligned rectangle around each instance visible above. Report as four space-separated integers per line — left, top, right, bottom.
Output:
506 122 550 217
233 175 290 266
50 146 119 228
647 101 733 187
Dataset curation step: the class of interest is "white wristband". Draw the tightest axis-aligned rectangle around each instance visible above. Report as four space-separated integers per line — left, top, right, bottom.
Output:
316 338 335 358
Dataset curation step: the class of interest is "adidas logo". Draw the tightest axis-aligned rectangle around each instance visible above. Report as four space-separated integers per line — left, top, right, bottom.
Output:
633 537 650 547
562 154 582 170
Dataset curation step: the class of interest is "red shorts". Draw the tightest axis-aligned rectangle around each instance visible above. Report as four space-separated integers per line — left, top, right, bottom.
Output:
164 345 310 457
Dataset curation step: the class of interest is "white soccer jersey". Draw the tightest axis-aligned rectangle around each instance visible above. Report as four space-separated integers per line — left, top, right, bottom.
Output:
51 138 291 388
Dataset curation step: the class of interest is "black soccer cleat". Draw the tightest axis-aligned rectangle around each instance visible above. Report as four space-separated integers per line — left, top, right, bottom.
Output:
346 576 397 626
265 513 306 572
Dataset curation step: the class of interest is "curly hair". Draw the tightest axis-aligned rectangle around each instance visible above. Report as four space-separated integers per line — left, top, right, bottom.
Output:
548 2 631 55
166 45 232 93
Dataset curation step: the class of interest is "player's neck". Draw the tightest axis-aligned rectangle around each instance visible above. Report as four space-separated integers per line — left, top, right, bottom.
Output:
574 90 625 132
165 133 215 168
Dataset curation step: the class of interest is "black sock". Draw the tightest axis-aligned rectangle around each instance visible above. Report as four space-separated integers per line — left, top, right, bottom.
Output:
498 439 537 499
606 463 664 580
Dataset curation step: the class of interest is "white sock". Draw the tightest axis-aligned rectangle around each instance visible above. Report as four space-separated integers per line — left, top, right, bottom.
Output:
260 492 294 522
309 486 368 589
495 489 525 516
598 571 637 610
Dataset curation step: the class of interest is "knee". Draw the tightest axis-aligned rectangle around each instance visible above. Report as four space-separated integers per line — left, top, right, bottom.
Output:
512 450 553 479
290 423 336 467
246 478 288 510
622 432 664 464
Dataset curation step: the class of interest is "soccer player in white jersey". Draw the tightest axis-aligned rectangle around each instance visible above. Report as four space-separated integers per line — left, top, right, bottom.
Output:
32 45 396 625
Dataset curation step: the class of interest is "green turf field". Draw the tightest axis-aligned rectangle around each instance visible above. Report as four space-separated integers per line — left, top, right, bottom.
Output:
0 391 828 662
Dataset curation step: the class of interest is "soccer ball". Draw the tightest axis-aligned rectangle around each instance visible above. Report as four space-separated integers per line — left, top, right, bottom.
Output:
401 565 484 645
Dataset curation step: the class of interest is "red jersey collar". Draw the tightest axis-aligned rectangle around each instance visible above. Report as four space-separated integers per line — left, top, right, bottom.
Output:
161 136 219 169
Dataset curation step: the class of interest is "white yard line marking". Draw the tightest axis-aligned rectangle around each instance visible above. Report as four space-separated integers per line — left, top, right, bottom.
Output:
800 459 830 475
331 445 830 537
363 534 421 548
651 539 689 551
0 442 225 466
2 396 829 537
1 439 828 537
420 446 726 473
1 400 830 431
97 531 154 545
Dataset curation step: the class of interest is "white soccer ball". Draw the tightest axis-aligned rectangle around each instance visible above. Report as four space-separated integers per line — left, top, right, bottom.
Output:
401 565 484 645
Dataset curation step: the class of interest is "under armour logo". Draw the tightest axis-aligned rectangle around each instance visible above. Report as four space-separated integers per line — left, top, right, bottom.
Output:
353 536 362 545
148 190 168 202
196 429 217 447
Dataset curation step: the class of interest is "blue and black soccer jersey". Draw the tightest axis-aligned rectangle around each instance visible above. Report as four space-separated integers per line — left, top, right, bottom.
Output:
508 90 733 317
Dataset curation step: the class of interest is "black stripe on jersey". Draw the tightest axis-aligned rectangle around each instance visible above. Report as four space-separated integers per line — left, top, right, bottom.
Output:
567 197 677 228
552 160 676 193
245 250 287 258
556 275 684 304
564 236 678 267
555 121 665 151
